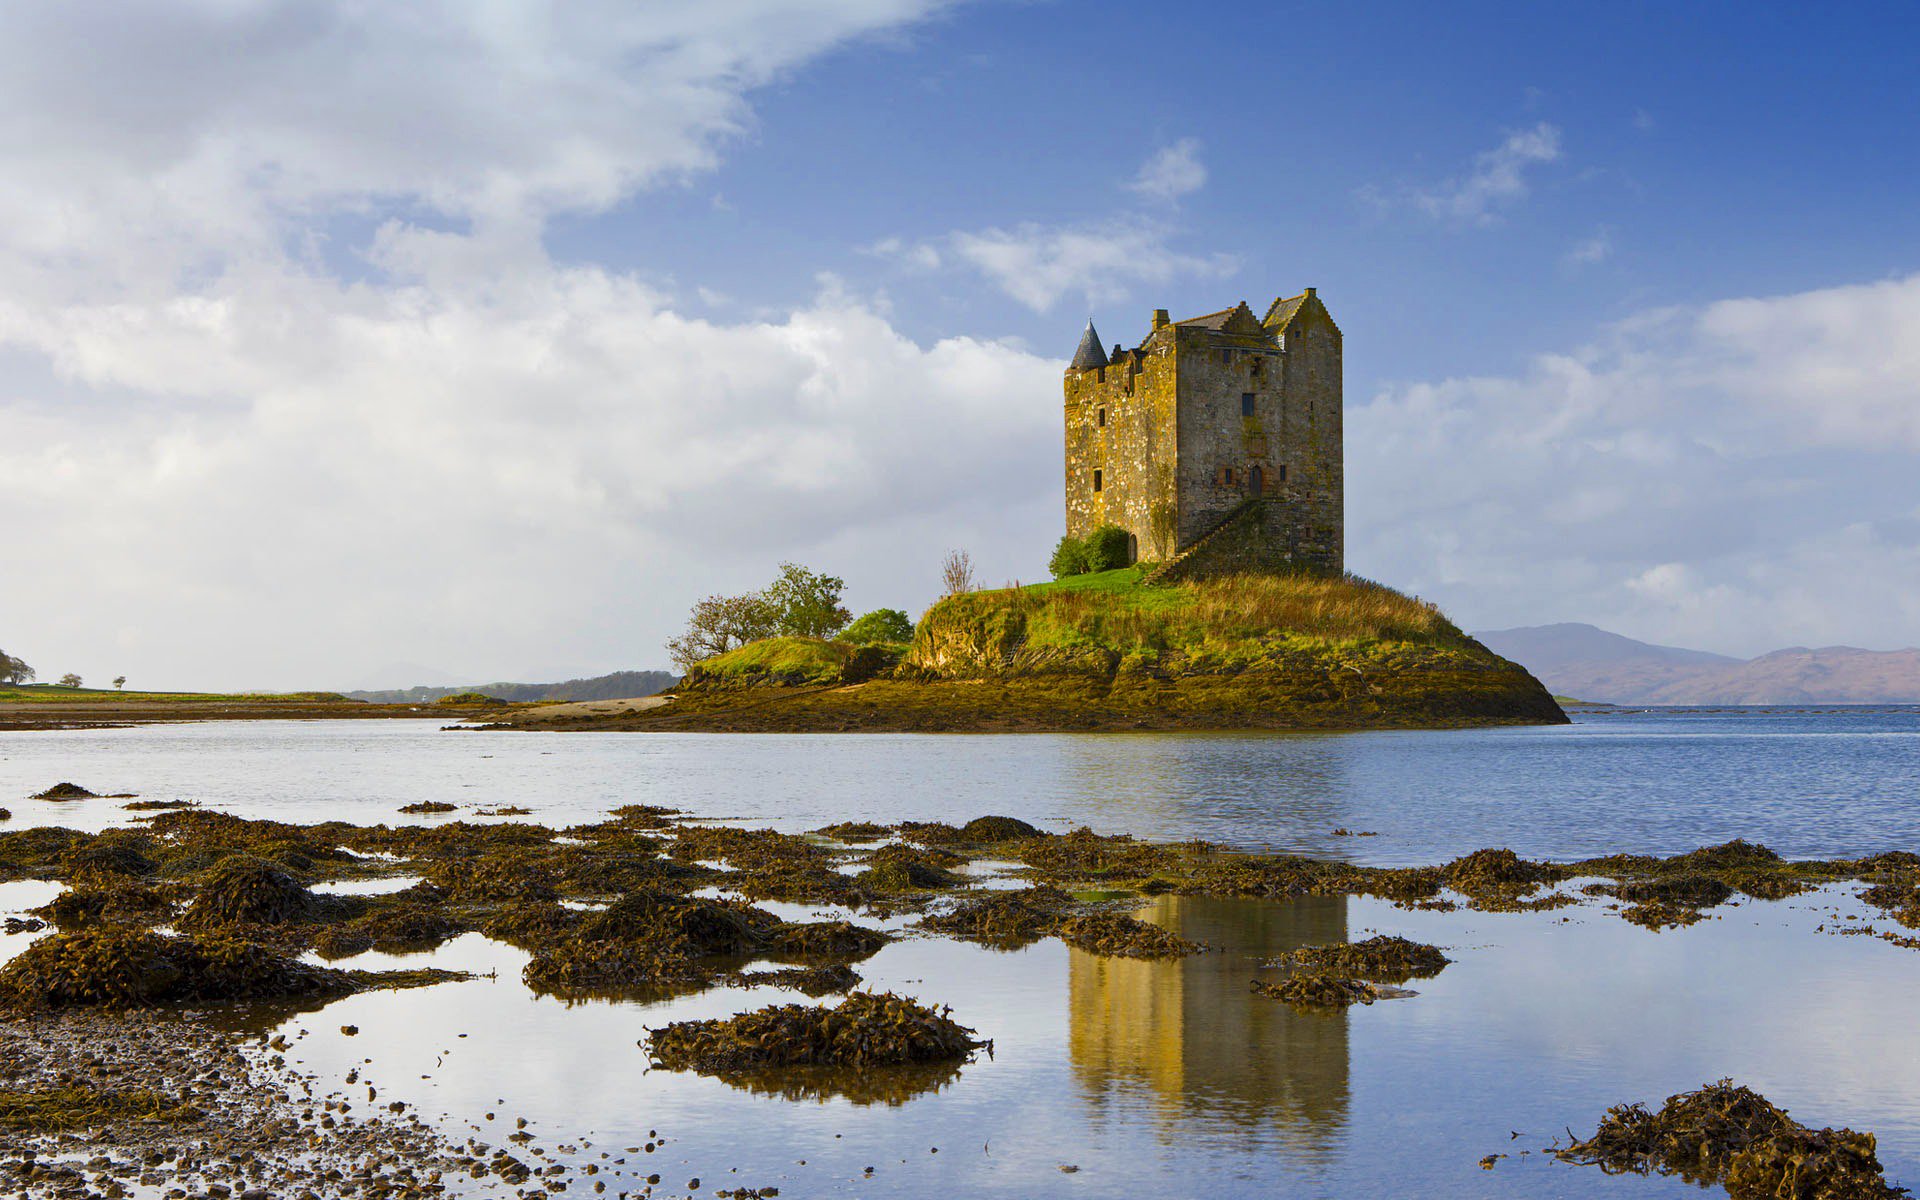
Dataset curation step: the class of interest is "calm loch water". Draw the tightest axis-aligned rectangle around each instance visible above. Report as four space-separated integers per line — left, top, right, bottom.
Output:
4 707 1920 1197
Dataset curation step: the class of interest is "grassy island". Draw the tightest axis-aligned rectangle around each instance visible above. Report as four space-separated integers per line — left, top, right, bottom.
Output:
500 569 1565 733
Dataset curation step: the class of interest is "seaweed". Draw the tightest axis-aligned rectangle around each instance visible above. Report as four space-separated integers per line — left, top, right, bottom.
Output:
730 963 862 996
1555 1080 1904 1199
1621 901 1707 931
958 816 1045 842
1442 848 1562 900
31 783 99 801
310 905 468 959
0 928 355 1009
920 886 1073 948
645 991 986 1072
398 801 458 815
178 856 318 928
1286 934 1449 982
0 1086 201 1132
1252 974 1380 1009
855 845 966 893
121 799 199 811
1611 874 1736 908
36 882 174 930
767 920 890 961
1056 913 1204 959
813 821 889 843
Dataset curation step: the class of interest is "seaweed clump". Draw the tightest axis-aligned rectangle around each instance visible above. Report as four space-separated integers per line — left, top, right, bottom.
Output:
31 783 99 801
958 816 1045 842
1556 1080 1904 1199
1287 934 1450 982
398 801 458 815
0 928 355 1009
1252 975 1381 1009
0 1086 202 1132
1056 913 1204 959
646 991 986 1072
855 845 965 893
178 856 317 929
1443 848 1562 905
813 821 888 843
920 886 1072 949
1622 901 1709 931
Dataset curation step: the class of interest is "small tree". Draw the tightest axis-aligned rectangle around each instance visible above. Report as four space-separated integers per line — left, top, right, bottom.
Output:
1049 535 1091 579
764 562 851 639
841 608 914 646
113 676 127 690
665 591 780 672
59 673 82 688
940 549 978 597
1083 525 1133 572
0 650 34 685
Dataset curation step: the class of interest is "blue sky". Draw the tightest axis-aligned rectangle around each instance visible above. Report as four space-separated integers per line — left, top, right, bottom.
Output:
2 1 1918 688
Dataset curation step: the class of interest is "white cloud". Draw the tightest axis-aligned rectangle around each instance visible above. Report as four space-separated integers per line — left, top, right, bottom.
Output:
1351 272 1920 655
0 0 1082 691
873 142 1231 312
946 218 1236 313
1565 228 1613 266
1401 122 1564 225
1126 138 1207 203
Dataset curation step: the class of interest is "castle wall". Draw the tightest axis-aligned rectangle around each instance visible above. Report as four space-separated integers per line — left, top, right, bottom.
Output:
1063 334 1180 561
1063 293 1343 573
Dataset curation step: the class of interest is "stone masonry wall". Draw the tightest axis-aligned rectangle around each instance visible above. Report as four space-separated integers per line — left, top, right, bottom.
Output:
1063 292 1343 573
1063 331 1180 561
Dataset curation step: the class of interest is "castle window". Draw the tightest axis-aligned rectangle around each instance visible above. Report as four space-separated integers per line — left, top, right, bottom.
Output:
1279 464 1288 483
1096 407 1106 428
1241 393 1255 417
1219 349 1231 365
1250 465 1264 493
1093 469 1103 493
1096 367 1105 383
1220 466 1234 486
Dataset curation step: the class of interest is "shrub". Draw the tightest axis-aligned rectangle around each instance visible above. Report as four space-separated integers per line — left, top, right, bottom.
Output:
1082 525 1133 572
841 608 914 646
1048 535 1092 579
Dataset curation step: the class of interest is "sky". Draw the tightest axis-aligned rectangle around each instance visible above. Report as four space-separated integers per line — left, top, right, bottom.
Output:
3 1 1919 690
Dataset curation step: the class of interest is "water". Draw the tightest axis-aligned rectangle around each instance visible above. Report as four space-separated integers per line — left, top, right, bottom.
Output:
5 707 1920 1197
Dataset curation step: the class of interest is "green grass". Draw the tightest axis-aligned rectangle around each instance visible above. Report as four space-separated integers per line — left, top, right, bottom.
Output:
918 570 1467 670
689 637 857 687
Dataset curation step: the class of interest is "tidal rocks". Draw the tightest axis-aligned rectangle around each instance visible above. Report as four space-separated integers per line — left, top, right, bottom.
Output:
30 783 99 801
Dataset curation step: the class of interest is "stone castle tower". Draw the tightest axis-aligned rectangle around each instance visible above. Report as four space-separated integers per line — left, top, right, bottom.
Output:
1063 290 1343 577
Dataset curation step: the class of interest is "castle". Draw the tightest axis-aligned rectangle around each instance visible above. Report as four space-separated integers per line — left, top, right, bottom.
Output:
1063 290 1343 578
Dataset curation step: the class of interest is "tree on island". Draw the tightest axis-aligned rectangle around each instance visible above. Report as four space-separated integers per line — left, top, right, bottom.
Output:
58 673 82 688
841 608 914 646
665 562 852 671
0 650 33 685
940 549 978 596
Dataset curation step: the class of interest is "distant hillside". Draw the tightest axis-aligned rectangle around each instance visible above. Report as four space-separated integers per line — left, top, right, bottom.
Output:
1475 623 1920 704
347 669 677 705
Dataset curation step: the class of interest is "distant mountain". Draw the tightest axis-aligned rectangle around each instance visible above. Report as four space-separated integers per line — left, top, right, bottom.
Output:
346 669 678 705
1475 623 1920 704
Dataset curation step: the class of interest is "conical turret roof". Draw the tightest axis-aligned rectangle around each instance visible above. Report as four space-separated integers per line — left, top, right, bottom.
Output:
1069 320 1109 371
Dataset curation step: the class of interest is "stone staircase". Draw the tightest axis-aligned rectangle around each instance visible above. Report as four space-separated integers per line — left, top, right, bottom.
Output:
1141 500 1265 586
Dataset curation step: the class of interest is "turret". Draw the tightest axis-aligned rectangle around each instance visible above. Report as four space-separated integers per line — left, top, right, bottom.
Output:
1069 320 1108 372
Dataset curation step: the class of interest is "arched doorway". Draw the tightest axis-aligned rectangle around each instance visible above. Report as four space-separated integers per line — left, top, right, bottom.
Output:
1249 465 1264 495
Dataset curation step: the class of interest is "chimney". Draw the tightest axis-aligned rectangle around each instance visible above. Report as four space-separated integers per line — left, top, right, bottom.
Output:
1152 308 1169 330
1305 287 1316 299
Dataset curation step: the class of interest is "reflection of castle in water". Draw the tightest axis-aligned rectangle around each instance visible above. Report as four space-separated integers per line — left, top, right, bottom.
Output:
1068 894 1350 1156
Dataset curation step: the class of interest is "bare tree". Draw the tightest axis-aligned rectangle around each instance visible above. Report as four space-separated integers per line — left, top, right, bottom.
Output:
940 549 979 597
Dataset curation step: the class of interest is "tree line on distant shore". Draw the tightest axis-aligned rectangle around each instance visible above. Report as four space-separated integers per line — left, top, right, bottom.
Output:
0 648 124 690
